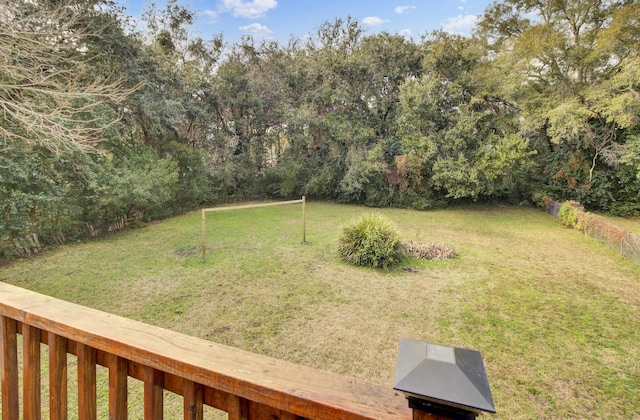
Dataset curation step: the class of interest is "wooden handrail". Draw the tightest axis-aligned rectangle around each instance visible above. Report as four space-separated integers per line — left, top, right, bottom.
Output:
0 282 411 419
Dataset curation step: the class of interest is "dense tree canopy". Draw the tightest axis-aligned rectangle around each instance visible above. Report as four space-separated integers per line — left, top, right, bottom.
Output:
1 0 639 259
478 0 640 212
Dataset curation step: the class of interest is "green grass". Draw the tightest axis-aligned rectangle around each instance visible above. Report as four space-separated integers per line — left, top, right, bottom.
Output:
1 202 639 418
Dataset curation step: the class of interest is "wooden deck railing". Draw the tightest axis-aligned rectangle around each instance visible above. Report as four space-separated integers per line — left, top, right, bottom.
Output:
0 282 414 419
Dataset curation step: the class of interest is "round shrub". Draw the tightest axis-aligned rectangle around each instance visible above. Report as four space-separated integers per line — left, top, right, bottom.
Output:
338 212 403 268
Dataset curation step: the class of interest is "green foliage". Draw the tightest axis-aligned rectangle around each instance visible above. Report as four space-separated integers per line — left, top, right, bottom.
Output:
478 0 640 214
398 33 532 202
0 145 89 246
531 193 553 210
128 220 146 229
338 144 386 203
559 201 583 228
208 155 260 200
557 200 640 264
93 150 179 221
1 139 186 260
4 0 640 261
337 213 403 268
158 141 211 210
609 164 640 216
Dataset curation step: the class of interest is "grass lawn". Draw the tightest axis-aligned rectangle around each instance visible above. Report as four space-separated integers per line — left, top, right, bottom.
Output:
1 202 639 418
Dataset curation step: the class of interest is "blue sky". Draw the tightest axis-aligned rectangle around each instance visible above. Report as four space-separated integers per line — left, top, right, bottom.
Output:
116 0 495 45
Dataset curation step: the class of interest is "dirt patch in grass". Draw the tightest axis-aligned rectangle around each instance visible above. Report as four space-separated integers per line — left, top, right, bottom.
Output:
172 246 200 257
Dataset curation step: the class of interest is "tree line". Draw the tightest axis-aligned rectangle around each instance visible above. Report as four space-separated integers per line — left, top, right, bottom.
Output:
2 0 639 259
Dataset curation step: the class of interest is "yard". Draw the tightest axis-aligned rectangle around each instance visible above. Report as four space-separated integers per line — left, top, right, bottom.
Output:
1 202 639 418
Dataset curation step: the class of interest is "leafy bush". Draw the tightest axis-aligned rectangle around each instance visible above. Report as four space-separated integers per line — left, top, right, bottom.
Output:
338 213 403 268
559 200 584 228
532 193 553 210
93 153 179 221
402 240 456 260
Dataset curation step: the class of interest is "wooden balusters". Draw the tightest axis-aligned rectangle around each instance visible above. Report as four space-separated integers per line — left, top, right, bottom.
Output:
0 282 412 420
109 354 128 419
49 332 68 420
228 395 250 420
143 365 164 420
78 343 97 420
183 379 204 420
23 325 41 419
1 316 19 420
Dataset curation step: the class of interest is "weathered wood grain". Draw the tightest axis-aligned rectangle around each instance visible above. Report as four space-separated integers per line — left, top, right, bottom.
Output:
109 354 128 419
183 379 204 420
143 365 164 420
23 325 41 419
49 332 68 420
78 343 97 420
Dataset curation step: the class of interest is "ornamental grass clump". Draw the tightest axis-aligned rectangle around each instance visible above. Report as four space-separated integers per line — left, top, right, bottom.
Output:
338 212 403 269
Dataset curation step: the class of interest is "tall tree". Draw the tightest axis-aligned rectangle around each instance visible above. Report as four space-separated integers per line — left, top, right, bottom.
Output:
478 0 640 212
398 32 532 201
117 0 222 149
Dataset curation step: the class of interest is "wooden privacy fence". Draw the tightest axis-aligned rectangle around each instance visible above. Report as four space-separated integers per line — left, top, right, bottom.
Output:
0 282 414 419
201 198 306 259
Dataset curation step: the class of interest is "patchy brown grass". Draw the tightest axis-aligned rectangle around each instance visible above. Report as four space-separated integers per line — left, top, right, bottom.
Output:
1 202 639 418
602 215 640 237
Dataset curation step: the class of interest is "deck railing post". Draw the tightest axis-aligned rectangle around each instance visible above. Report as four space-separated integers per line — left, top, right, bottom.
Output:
228 395 250 420
1 316 19 420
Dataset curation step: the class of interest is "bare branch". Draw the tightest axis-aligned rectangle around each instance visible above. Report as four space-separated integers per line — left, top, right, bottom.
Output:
0 0 141 152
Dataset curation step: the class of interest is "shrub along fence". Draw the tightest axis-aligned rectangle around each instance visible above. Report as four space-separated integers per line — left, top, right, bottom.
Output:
1 213 144 261
541 198 640 265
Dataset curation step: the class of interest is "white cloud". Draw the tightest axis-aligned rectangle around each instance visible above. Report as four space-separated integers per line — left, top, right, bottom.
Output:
362 16 390 26
201 9 219 23
238 23 274 37
395 5 416 14
221 0 277 19
442 14 478 35
399 28 412 37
